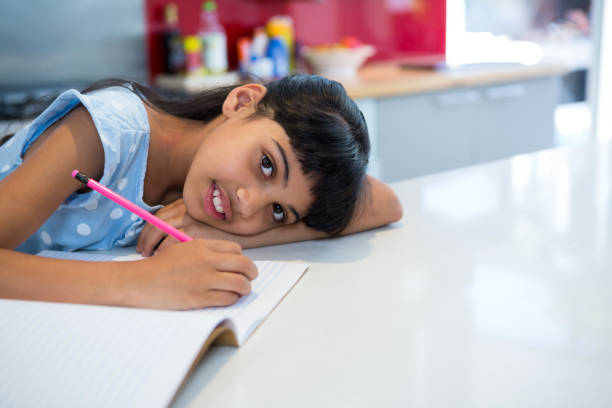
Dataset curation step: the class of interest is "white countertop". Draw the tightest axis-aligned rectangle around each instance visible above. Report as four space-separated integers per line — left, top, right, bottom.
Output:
174 141 612 407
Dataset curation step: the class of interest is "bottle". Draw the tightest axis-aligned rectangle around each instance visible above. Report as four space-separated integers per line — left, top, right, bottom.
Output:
160 3 185 74
198 0 228 74
183 36 203 75
246 26 274 79
250 27 269 60
266 16 294 71
248 55 274 80
236 37 252 72
266 36 289 78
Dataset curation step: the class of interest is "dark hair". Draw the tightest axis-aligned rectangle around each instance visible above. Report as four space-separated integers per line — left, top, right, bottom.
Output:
253 75 370 235
86 75 371 235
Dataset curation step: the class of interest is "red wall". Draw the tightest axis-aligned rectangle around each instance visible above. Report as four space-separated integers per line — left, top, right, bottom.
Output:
145 0 446 81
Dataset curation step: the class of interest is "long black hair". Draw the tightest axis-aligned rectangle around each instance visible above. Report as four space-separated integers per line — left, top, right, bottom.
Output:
254 75 371 235
16 75 371 235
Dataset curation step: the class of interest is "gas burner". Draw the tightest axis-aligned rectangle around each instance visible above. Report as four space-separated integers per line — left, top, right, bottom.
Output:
0 89 63 120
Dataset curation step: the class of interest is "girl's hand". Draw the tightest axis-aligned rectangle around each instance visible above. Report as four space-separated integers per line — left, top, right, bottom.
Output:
129 239 258 310
137 199 258 255
137 199 189 256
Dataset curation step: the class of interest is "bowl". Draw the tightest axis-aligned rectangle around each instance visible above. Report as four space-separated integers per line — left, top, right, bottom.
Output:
302 45 376 79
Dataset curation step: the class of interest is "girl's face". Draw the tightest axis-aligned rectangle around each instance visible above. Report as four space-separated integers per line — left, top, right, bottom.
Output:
183 113 315 236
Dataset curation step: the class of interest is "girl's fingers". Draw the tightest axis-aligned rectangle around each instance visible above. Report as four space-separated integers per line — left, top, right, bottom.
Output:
159 198 185 213
203 290 240 307
138 221 169 254
138 225 167 256
136 224 150 252
210 272 252 296
138 215 184 256
137 201 186 253
155 235 179 253
155 237 244 258
210 251 258 281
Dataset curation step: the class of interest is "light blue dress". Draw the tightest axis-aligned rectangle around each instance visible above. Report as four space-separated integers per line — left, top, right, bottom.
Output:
0 86 162 254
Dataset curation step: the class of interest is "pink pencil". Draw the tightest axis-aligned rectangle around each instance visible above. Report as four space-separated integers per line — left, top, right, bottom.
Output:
71 170 193 242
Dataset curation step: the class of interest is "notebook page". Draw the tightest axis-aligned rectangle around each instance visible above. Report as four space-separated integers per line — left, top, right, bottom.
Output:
0 250 307 407
0 299 216 408
214 260 308 343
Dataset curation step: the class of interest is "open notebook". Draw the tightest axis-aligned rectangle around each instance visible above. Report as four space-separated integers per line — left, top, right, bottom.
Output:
0 248 307 407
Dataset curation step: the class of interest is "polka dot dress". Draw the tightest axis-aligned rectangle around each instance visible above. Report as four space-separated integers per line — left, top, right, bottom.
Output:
0 87 162 254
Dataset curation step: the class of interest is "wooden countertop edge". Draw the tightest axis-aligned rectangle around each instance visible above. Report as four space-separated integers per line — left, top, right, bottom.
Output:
342 62 572 99
155 62 572 99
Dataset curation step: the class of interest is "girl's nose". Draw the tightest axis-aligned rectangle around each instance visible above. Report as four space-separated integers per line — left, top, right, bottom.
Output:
235 186 266 218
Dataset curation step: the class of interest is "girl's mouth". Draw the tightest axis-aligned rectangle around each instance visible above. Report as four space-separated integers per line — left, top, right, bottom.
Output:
204 182 231 220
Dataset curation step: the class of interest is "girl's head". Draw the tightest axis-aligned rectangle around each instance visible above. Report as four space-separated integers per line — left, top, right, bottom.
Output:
87 75 370 236
189 75 370 236
252 75 371 235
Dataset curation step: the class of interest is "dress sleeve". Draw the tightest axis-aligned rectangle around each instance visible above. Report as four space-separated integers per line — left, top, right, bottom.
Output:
61 86 151 208
77 86 150 188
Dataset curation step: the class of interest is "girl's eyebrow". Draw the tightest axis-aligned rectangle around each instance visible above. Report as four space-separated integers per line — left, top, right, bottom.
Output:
289 206 300 223
272 139 300 222
272 139 289 188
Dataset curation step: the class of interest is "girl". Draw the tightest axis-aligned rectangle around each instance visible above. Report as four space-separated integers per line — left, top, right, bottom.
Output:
0 74 402 310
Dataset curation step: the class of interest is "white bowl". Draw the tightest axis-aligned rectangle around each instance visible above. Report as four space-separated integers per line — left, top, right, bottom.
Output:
302 45 376 79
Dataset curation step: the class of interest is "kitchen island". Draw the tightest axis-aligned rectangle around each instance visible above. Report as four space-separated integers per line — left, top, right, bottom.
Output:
343 60 568 99
174 139 612 407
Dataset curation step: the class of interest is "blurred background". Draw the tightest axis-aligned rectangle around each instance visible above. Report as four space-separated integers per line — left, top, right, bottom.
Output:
0 0 608 182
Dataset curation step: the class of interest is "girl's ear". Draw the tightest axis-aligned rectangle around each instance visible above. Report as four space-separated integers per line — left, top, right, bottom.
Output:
222 84 267 118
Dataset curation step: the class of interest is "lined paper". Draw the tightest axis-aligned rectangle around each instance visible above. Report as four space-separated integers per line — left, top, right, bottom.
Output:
0 249 307 407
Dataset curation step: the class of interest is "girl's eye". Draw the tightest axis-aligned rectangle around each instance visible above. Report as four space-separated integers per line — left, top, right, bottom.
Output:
272 203 286 223
261 154 274 178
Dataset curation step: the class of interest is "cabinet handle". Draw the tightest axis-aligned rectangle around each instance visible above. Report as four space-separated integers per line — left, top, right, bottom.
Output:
484 84 526 100
435 91 481 107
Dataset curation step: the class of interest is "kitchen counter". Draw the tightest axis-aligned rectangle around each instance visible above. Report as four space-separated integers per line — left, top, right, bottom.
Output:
155 61 570 100
342 61 570 99
348 61 567 182
175 140 612 408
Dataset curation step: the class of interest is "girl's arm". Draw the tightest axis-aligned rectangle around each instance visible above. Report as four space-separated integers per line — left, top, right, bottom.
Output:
0 107 105 249
138 175 403 253
0 107 256 309
0 240 256 310
337 175 403 235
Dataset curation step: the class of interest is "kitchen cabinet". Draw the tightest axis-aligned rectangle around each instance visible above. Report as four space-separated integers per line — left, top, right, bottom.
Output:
356 75 560 182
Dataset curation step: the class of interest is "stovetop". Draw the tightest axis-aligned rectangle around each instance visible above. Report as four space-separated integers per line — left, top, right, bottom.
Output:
0 88 65 120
